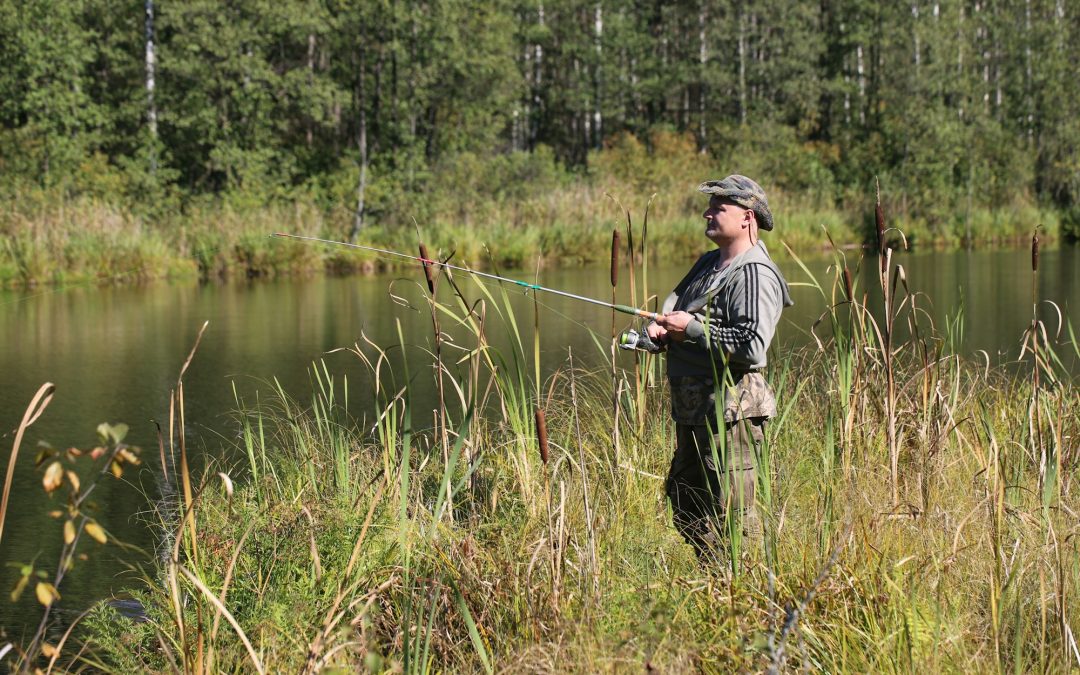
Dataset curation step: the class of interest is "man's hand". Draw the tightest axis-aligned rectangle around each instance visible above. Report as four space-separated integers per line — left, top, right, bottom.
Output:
646 321 669 346
655 311 695 343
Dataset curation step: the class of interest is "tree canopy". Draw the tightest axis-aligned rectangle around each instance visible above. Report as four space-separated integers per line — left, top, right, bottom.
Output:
1 0 1078 233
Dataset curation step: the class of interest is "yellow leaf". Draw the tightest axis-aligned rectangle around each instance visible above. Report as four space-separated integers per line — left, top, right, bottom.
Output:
63 520 75 545
118 448 141 465
10 574 29 602
85 521 107 544
41 643 57 658
110 461 122 478
65 470 80 493
42 462 63 493
47 510 63 519
35 582 60 607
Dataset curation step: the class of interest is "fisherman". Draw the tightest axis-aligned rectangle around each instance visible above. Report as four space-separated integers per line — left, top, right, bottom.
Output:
646 175 793 562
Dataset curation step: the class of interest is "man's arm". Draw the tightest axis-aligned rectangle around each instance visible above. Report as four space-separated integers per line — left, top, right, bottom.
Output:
656 264 783 367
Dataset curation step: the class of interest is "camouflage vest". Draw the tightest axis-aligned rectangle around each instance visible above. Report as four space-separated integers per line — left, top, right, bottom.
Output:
669 371 777 425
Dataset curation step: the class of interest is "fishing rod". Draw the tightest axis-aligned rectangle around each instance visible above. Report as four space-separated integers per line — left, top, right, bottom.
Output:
271 232 659 320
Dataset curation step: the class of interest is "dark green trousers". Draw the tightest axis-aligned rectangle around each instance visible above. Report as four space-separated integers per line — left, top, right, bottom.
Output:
665 416 765 559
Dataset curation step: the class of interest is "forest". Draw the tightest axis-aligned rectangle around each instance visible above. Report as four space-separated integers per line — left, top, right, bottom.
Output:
2 0 1079 281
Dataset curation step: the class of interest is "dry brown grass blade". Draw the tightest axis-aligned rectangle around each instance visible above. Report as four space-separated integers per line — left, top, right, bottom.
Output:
155 419 168 482
300 505 323 581
0 382 56 548
610 229 620 288
178 321 209 384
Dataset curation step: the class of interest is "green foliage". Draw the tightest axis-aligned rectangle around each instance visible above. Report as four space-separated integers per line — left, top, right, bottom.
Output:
1 0 1079 286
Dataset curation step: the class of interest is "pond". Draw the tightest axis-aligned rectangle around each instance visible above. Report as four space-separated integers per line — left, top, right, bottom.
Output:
1 244 1077 633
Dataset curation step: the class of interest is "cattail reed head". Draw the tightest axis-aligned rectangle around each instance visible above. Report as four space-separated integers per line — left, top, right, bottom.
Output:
535 408 549 465
610 229 621 288
1031 228 1040 273
843 266 854 303
418 243 435 294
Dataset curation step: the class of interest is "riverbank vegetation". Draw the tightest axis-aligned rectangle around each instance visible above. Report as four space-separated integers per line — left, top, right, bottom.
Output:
3 1 1079 286
5 216 1079 672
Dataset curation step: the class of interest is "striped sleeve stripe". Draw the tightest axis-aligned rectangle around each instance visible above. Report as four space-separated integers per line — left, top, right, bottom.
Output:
710 265 762 352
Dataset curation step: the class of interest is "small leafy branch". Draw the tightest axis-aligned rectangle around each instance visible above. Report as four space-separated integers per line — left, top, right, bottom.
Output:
1 388 141 673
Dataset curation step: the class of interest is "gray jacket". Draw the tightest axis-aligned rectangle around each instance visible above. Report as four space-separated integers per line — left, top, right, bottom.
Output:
660 241 793 378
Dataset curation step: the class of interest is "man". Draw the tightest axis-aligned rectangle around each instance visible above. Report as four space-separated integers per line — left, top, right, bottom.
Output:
646 175 792 561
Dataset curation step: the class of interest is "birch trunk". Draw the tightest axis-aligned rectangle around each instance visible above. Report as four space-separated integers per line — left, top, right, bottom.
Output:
698 2 706 151
350 50 368 244
307 33 316 147
1025 0 1034 143
856 44 866 125
956 3 964 120
533 2 544 146
738 7 747 124
593 4 602 148
912 3 920 70
145 0 157 171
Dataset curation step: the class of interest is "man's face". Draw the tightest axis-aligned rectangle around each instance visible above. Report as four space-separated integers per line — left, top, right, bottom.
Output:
703 195 752 244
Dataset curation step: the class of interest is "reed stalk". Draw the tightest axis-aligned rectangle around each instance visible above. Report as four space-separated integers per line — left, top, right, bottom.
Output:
610 228 622 465
635 195 656 437
876 180 901 506
1028 227 1045 497
419 239 452 518
0 383 55 549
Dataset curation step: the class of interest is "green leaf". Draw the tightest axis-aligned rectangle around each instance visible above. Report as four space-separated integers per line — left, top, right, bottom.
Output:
108 423 129 444
451 581 492 674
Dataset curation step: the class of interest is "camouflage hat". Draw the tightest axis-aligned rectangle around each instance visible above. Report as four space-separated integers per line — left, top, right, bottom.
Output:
698 175 774 231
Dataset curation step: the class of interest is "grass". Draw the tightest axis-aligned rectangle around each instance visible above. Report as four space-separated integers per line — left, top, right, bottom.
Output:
3 203 1078 672
69 332 1077 671
0 137 1068 288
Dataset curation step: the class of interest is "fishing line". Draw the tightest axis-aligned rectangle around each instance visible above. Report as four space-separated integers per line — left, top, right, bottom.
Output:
271 232 660 321
381 257 605 341
286 236 633 338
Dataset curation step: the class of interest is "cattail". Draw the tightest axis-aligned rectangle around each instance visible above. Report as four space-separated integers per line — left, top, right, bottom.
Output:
610 229 621 288
1031 228 1040 273
842 266 854 303
418 243 435 294
535 408 549 465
